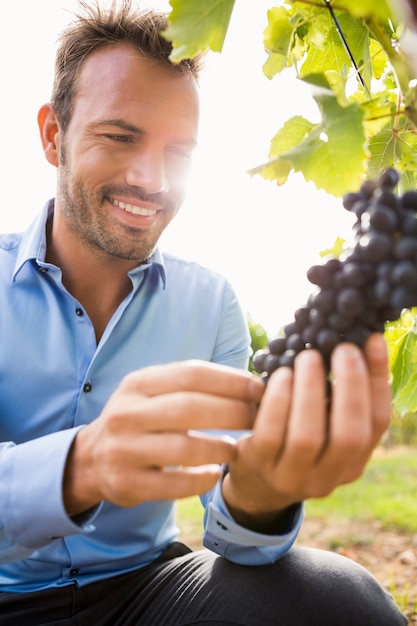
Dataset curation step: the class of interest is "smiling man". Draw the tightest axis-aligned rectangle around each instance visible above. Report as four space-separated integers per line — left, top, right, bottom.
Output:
0 1 407 625
40 41 199 342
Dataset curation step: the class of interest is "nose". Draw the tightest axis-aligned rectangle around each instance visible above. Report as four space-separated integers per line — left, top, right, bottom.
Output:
125 148 169 194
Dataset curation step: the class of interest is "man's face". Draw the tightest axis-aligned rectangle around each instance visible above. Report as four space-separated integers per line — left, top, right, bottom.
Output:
55 44 200 263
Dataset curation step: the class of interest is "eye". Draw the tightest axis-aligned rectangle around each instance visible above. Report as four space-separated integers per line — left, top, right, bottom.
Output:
104 134 134 143
167 146 193 160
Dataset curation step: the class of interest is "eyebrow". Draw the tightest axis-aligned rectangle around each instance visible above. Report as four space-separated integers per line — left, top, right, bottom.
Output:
94 118 144 134
92 118 197 148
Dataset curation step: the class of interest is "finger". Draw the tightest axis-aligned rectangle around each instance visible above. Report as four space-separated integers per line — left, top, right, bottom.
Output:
362 333 392 442
117 430 238 469
324 335 391 486
250 351 328 498
120 360 264 404
160 464 223 495
315 343 373 487
284 349 328 463
105 390 259 432
249 366 293 458
102 464 223 507
329 342 371 436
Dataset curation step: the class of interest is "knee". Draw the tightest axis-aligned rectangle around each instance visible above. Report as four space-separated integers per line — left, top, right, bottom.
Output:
273 547 407 625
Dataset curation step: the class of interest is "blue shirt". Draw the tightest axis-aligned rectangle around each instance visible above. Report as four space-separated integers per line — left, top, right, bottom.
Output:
0 201 303 592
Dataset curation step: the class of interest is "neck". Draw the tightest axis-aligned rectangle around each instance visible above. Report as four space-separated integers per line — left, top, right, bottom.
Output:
46 219 137 343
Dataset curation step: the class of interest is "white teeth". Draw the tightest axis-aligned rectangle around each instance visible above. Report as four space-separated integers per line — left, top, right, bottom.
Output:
113 199 156 216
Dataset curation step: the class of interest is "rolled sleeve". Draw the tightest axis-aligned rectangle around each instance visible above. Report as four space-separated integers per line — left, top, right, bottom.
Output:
203 480 304 566
0 427 98 563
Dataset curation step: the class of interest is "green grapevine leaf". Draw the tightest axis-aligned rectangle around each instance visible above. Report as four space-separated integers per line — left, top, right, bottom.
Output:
270 114 316 153
257 1 417 193
367 119 417 186
300 13 372 93
319 236 346 259
369 38 388 79
250 85 367 196
289 91 366 195
248 115 315 185
362 94 396 136
335 0 392 21
263 52 288 79
163 0 235 61
263 6 293 56
262 3 329 80
385 311 417 416
262 6 298 79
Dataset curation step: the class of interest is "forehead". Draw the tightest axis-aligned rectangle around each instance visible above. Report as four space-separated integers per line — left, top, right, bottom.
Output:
71 44 200 135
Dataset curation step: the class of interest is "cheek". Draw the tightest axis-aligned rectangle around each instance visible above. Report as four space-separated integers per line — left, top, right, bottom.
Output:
66 139 120 176
167 160 192 196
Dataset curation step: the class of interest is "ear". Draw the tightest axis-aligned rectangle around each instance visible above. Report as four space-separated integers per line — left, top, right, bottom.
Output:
37 104 61 167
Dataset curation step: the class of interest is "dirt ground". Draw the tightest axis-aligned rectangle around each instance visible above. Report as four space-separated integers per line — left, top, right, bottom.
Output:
297 517 417 623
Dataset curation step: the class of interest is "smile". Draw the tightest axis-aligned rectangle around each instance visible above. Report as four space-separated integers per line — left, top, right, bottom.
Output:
112 198 157 216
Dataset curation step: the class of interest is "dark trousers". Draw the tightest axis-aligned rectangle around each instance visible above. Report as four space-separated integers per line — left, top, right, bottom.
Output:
0 543 408 625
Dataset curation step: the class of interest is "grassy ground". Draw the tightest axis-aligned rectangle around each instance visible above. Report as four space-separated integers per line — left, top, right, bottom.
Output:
176 445 417 621
177 445 417 539
304 445 417 531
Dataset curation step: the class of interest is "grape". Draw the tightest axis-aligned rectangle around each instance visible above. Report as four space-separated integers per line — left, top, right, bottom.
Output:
391 260 417 286
311 289 335 314
373 189 399 211
294 306 310 326
308 308 327 331
390 286 417 311
316 328 341 356
285 334 305 353
356 231 393 262
371 278 391 307
307 264 335 288
368 204 399 233
264 353 282 375
402 190 417 211
400 213 417 236
336 287 365 316
342 192 361 211
343 324 371 347
378 167 400 188
341 261 370 287
328 311 354 332
268 336 286 355
279 350 297 368
302 326 318 346
394 237 417 260
254 168 417 383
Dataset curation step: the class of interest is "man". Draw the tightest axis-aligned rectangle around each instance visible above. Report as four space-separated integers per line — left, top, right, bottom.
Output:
0 1 407 624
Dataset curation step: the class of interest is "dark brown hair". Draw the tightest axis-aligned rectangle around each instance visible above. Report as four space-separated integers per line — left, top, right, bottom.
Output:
51 0 204 131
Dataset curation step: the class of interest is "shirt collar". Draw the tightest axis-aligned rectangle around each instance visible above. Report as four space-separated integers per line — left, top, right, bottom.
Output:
128 247 167 289
12 199 167 288
12 200 52 281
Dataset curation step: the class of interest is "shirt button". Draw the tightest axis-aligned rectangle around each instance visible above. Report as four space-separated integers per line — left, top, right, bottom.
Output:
69 568 79 577
75 308 84 316
216 520 228 530
83 382 92 393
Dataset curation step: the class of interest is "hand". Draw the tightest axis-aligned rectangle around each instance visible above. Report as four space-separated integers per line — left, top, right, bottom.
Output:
222 333 391 531
63 360 264 516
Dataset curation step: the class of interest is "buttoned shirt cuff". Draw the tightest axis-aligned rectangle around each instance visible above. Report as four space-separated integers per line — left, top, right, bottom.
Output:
202 480 304 565
0 427 100 560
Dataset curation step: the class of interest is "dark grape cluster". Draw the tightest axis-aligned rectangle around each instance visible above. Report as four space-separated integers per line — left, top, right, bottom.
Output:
254 168 417 380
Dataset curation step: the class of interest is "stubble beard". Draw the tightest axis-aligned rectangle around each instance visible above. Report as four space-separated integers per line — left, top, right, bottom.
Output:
57 159 160 264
